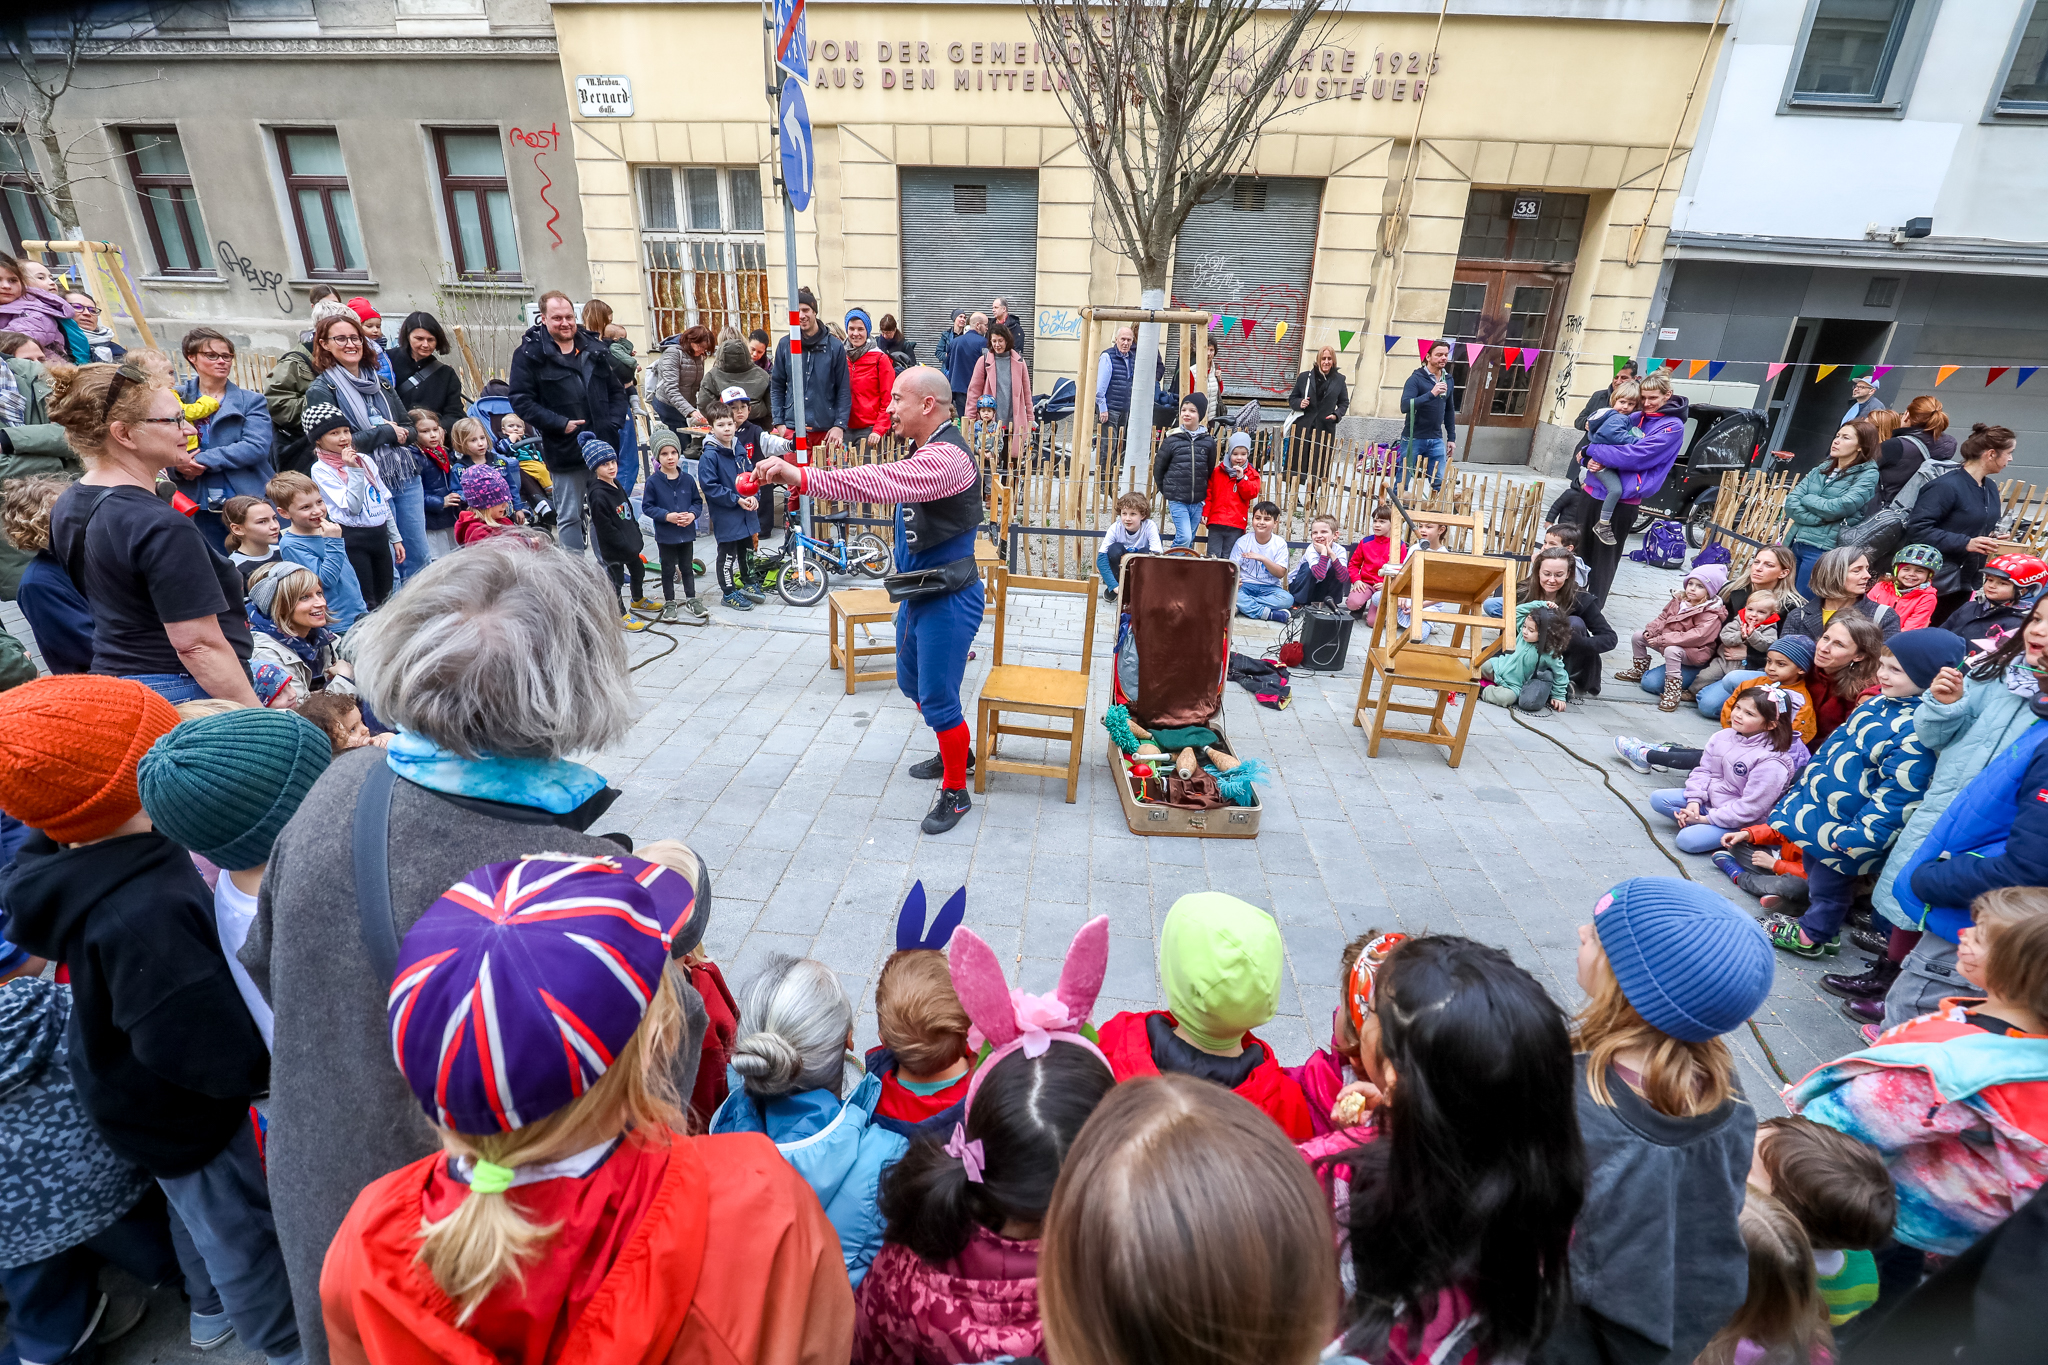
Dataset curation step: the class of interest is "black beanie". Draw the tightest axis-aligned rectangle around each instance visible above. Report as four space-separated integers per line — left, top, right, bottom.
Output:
1885 628 1967 691
1183 392 1209 420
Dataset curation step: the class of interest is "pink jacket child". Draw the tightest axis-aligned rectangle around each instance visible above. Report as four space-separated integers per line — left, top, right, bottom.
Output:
1626 563 1730 675
0 281 76 355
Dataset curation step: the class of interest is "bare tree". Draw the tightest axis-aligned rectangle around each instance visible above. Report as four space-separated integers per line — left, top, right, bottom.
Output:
1 4 176 236
1022 0 1335 471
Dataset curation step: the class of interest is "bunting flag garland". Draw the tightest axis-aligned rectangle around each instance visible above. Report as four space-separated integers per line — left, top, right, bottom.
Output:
1987 367 2010 386
1850 364 1874 379
1273 322 1288 344
2021 367 2040 388
1382 334 1398 353
1935 366 1960 386
1707 361 1727 380
1238 317 1256 339
1873 365 1894 380
1206 314 1220 332
1816 365 1840 382
1502 346 1521 369
1767 363 1789 381
1523 347 1540 367
1219 315 1237 332
1688 359 1709 378
1463 341 1485 366
1417 338 1435 362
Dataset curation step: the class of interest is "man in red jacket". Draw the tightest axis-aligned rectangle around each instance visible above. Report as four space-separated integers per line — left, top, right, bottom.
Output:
843 309 895 445
1096 892 1315 1139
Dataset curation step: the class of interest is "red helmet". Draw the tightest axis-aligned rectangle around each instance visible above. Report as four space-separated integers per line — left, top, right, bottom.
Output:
1984 553 2048 589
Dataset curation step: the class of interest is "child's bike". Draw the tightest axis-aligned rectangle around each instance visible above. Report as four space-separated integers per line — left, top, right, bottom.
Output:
774 511 892 606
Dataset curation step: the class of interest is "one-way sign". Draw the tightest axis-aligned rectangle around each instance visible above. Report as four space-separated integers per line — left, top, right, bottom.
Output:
779 77 813 212
773 0 808 82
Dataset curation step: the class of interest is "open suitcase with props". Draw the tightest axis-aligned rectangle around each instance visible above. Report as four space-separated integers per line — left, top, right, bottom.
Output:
1102 551 1267 838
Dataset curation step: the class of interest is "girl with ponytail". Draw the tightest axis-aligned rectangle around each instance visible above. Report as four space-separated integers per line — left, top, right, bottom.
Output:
320 854 856 1365
853 917 1117 1365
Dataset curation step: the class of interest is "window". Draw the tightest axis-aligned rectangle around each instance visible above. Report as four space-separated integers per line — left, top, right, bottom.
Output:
434 129 519 280
120 128 210 275
0 129 53 259
1789 0 1921 106
1456 191 1585 264
276 128 366 278
636 165 769 340
1995 1 2048 113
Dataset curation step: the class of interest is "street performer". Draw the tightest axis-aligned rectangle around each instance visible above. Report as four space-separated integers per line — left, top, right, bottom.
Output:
752 367 983 834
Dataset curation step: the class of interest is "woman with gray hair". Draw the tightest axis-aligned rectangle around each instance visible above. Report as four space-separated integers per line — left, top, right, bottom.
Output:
239 536 710 1362
711 955 909 1286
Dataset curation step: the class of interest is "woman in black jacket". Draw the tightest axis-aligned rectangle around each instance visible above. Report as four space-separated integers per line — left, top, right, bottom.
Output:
875 313 917 370
1285 346 1348 471
388 311 467 432
1872 395 1955 509
1906 422 2015 622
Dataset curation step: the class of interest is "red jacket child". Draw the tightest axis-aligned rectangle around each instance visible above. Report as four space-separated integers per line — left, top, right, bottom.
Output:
1868 578 1937 632
1203 440 1261 529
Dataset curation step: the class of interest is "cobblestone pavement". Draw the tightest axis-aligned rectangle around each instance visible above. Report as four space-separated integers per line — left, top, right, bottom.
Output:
42 472 1870 1364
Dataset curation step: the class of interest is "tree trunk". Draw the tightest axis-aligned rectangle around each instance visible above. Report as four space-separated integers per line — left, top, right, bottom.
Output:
30 122 81 236
1121 285 1168 490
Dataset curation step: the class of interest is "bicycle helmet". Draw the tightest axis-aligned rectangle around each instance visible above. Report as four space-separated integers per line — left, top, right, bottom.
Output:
1984 552 2048 589
1892 543 1943 574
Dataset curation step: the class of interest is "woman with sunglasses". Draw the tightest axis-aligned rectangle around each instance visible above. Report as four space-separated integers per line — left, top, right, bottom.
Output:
44 359 260 705
168 327 273 553
303 313 430 579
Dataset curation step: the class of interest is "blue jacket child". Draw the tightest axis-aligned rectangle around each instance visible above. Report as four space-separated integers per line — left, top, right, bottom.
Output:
413 446 461 532
696 432 759 546
279 529 370 631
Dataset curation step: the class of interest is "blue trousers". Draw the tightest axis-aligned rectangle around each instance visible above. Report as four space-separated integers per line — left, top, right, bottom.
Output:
1649 788 1729 853
0 1190 216 1365
897 578 985 732
1696 669 1763 721
1402 437 1447 486
1797 859 1859 942
1641 663 1704 695
1792 542 1826 598
1238 581 1292 618
156 1124 300 1361
1165 500 1203 549
388 479 430 582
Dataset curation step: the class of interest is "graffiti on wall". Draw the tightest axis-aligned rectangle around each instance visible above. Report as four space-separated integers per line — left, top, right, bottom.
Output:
215 240 293 314
1036 307 1081 340
1170 278 1309 398
509 124 563 250
1548 314 1585 424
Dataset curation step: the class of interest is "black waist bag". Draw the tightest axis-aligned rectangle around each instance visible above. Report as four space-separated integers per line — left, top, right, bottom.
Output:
884 555 978 604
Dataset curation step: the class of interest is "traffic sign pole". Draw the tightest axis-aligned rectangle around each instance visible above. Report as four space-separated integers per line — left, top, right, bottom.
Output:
763 3 812 540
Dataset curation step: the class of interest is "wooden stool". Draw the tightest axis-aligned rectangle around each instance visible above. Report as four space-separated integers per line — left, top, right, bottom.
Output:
827 588 897 694
1352 537 1512 769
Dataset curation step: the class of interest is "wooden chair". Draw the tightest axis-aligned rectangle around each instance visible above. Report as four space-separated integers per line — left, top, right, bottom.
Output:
975 481 1011 611
1352 515 1513 769
826 588 897 694
975 567 1099 803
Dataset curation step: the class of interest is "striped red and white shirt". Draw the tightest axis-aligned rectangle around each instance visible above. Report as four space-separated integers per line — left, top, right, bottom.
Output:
801 437 977 505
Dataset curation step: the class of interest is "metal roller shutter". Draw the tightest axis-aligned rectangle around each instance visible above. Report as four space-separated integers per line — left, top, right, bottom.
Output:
899 168 1039 369
1170 176 1324 399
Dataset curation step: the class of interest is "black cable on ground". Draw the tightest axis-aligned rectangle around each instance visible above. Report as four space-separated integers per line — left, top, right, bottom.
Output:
1504 706 1794 1086
627 622 684 671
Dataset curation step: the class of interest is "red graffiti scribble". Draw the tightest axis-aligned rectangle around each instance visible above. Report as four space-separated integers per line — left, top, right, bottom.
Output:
510 125 563 250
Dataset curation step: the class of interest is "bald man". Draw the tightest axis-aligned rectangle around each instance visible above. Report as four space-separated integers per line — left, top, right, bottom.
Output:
754 366 984 833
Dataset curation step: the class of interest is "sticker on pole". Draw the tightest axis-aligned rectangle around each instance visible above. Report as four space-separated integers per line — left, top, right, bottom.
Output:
773 0 808 82
779 77 813 212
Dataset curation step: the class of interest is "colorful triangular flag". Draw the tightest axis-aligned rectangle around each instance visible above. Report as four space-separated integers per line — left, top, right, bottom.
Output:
1687 359 1708 378
1336 330 1354 351
1613 355 1632 375
1417 338 1435 362
1935 366 1959 386
1816 365 1840 382
1766 363 1789 382
1464 341 1484 365
1206 314 1220 332
1850 364 1874 379
1502 346 1521 369
1873 365 1893 381
1522 347 1540 367
1382 334 1399 353
1987 367 2010 386
1273 321 1288 344
1237 317 1256 339
1662 357 1683 371
2019 367 2039 388
1707 361 1727 380
1218 315 1237 332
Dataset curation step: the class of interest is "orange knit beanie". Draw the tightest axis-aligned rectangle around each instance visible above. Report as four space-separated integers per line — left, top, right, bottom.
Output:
0 676 181 844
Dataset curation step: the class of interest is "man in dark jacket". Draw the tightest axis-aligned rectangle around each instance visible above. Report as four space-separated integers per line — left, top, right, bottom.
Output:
770 286 852 450
943 312 989 421
507 291 628 556
1398 340 1458 487
1152 393 1218 548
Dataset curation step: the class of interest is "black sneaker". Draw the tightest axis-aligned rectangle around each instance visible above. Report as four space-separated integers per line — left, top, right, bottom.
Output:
921 786 972 834
907 751 974 781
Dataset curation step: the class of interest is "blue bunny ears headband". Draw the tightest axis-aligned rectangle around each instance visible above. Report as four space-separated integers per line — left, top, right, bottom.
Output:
897 880 966 951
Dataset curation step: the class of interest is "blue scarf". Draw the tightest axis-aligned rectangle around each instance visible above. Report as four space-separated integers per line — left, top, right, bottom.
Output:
246 599 337 668
384 731 609 815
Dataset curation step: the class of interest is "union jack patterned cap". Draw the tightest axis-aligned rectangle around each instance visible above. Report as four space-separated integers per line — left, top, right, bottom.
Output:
388 854 698 1134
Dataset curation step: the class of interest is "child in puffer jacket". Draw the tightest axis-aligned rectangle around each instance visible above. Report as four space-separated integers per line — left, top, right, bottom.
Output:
1684 588 1780 704
1649 684 1809 853
1478 603 1572 713
1616 562 1730 711
1765 628 1962 960
1202 432 1260 562
1866 542 1942 632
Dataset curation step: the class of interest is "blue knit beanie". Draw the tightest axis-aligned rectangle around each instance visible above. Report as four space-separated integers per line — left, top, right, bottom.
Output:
1767 633 1816 675
1884 628 1966 691
578 431 619 471
137 709 333 870
1593 877 1773 1042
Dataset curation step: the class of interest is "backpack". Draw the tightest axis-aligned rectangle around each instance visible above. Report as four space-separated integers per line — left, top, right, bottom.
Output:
1629 517 1687 569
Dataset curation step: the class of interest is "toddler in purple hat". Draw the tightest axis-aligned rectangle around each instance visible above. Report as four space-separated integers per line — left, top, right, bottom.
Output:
455 463 519 547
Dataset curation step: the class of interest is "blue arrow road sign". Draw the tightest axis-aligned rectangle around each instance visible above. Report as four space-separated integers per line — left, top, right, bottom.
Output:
773 0 808 82
779 77 813 212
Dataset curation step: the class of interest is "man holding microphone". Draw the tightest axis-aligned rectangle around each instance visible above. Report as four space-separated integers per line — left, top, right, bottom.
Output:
1398 339 1458 488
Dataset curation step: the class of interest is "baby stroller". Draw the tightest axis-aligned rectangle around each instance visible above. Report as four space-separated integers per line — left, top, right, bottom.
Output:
1029 377 1076 472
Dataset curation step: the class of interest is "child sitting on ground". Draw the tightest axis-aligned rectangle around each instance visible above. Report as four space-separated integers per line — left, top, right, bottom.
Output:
1616 563 1730 711
639 425 708 626
1097 893 1315 1140
853 916 1118 1365
1867 543 1942 631
294 689 378 755
1579 381 1643 546
1345 504 1405 613
269 468 371 632
866 945 975 1140
1686 588 1780 703
1287 514 1350 610
138 707 332 1050
1203 432 1260 561
1292 930 1405 1161
1694 1193 1833 1365
1713 823 1810 909
581 434 651 632
450 416 525 519
1479 604 1573 714
409 408 461 559
1617 634 1820 773
1748 1116 1896 1328
1231 501 1295 622
1096 491 1162 599
1553 878 1774 1365
453 464 519 546
1788 889 2048 1260
1941 552 2042 653
221 494 282 585
1764 628 1959 960
1648 685 1810 853
709 954 910 1286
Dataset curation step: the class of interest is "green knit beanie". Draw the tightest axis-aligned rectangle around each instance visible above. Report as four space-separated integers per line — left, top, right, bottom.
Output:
137 709 333 870
1159 892 1283 1052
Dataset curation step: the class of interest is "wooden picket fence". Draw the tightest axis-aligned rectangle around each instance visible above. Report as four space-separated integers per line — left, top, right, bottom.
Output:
2000 480 2048 552
1702 468 2048 577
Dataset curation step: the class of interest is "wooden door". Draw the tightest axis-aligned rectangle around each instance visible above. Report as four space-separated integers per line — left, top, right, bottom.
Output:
1443 266 1569 463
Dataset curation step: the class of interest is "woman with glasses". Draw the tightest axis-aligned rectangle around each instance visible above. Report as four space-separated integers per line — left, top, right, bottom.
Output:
169 327 274 553
303 312 432 579
44 359 259 705
62 290 125 363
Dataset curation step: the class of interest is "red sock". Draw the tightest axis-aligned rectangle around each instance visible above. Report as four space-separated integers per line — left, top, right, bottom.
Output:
937 722 971 790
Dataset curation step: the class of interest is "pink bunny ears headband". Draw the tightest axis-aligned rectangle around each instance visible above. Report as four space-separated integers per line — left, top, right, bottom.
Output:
948 913 1112 1117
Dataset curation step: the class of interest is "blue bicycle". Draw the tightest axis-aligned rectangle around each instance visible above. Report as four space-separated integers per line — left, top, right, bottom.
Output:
773 511 892 606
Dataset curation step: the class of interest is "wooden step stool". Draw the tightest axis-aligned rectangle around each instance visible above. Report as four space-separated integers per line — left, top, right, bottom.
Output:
827 588 897 694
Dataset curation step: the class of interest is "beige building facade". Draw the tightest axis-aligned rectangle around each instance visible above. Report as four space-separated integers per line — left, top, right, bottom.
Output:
553 0 1727 467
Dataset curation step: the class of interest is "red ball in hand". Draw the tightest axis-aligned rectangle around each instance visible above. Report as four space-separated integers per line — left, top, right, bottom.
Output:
735 473 759 497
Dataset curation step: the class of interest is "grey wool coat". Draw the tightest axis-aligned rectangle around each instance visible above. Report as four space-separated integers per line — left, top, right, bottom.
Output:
240 746 706 1364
